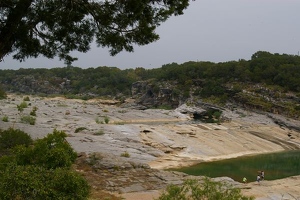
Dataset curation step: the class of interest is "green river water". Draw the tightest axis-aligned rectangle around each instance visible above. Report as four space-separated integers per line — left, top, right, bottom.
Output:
170 150 300 183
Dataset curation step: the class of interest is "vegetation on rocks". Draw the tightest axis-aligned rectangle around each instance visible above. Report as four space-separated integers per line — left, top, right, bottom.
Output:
17 101 28 114
20 115 36 125
1 116 8 122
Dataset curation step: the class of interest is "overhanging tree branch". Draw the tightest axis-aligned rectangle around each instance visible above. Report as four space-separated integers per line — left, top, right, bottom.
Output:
0 0 191 64
0 0 33 60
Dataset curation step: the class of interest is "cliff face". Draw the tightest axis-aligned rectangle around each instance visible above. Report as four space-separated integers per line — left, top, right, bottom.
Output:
131 81 179 109
2 75 71 94
130 80 300 121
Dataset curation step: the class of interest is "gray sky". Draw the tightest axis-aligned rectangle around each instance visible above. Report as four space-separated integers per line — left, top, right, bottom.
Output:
1 0 300 70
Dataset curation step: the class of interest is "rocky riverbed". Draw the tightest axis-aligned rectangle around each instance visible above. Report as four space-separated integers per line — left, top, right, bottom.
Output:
1 94 300 200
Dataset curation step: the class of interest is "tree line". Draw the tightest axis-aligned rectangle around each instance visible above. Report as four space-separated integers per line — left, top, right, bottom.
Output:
1 51 300 98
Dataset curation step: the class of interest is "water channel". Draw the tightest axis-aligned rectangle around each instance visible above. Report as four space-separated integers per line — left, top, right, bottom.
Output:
170 150 300 183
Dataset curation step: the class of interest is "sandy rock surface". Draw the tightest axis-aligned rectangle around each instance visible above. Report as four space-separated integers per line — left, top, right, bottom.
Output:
1 94 300 200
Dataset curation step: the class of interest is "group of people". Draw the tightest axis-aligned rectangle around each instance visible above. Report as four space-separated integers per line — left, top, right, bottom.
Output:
242 170 264 184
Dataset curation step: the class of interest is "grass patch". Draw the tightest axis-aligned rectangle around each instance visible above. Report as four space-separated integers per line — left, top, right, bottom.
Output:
56 103 68 107
17 101 28 113
30 106 38 116
88 153 103 166
104 116 110 124
120 151 130 158
95 117 103 124
117 110 127 113
23 96 30 101
20 115 36 125
93 130 105 136
74 127 87 133
2 116 8 122
155 104 173 110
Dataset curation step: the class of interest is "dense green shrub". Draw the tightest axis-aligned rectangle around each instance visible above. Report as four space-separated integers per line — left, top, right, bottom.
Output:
1 116 8 122
20 115 36 125
17 101 28 113
0 128 33 154
75 127 87 133
0 129 90 199
121 151 130 158
30 106 38 116
19 101 28 108
0 165 90 200
104 116 110 124
156 178 254 200
93 130 105 135
23 96 30 101
0 86 6 99
14 130 77 169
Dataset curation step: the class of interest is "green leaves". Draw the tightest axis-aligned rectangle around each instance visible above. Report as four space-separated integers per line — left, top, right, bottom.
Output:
156 178 254 200
14 129 77 169
0 165 90 200
0 86 6 99
0 0 191 64
0 128 89 199
0 128 33 155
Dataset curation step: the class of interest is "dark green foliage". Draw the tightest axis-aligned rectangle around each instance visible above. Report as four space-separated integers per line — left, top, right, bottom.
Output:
20 115 36 125
104 116 110 124
23 96 30 101
0 86 6 99
0 0 191 64
0 128 33 155
200 109 222 123
156 178 254 200
1 116 8 122
14 130 77 169
0 165 89 200
17 101 28 113
75 127 87 133
30 106 38 116
155 104 173 110
0 129 89 199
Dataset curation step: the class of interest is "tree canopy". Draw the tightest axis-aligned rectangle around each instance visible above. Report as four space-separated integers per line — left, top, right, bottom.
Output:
0 0 191 65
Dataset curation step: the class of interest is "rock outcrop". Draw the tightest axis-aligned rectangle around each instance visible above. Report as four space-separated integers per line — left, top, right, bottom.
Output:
131 81 180 108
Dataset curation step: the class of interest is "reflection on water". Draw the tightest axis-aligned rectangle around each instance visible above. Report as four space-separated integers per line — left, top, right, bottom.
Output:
170 150 300 182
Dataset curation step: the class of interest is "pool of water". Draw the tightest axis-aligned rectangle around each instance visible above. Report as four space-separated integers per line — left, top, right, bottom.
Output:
169 150 300 183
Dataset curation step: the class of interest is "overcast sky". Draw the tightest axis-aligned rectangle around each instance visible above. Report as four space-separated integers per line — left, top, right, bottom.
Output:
1 0 300 70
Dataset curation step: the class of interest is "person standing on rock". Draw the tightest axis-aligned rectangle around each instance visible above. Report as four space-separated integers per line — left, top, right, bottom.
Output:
261 171 264 180
257 174 261 183
243 177 247 184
